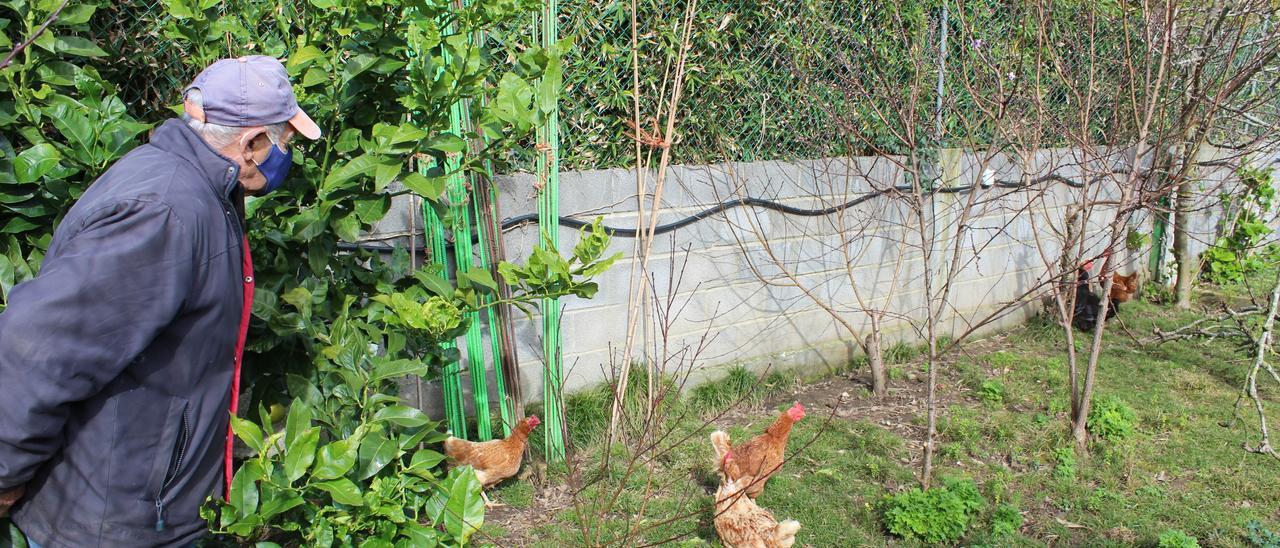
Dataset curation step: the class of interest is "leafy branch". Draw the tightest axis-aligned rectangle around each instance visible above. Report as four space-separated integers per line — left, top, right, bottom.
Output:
0 0 71 71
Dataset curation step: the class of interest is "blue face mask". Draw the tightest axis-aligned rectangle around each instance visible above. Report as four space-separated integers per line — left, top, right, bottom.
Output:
253 136 292 195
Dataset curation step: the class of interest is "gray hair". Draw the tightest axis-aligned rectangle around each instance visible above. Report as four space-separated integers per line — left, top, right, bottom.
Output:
183 88 288 150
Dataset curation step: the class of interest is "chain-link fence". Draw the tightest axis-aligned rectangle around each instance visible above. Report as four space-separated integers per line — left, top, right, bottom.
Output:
552 0 1161 170
89 1 293 120
88 1 192 117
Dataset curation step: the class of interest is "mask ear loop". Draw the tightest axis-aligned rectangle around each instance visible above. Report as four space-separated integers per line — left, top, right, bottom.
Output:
246 130 283 168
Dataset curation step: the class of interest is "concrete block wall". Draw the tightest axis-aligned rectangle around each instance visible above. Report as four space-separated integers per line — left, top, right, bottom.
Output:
370 145 1272 416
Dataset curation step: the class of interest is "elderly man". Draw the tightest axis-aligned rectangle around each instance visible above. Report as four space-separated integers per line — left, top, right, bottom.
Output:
0 56 320 547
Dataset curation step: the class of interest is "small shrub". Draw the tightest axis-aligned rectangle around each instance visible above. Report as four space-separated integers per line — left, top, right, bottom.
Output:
1088 396 1137 442
990 503 1023 537
1159 529 1201 548
1086 488 1123 512
1202 163 1275 284
1136 484 1166 499
1052 447 1077 481
979 379 1006 406
941 411 982 456
1143 281 1175 304
940 442 967 462
880 476 986 544
1247 520 1280 548
988 351 1020 369
565 385 612 446
886 341 921 364
1127 228 1152 251
690 366 768 412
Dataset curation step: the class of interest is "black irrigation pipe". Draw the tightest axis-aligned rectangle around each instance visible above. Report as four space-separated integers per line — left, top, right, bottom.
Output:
337 171 1115 253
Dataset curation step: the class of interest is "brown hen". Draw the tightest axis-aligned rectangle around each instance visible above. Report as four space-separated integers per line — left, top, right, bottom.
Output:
710 402 805 499
1110 271 1139 303
443 415 539 506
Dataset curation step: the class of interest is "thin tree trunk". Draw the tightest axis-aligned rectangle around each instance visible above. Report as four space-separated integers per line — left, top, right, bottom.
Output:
866 316 887 397
1173 116 1207 309
1173 178 1194 309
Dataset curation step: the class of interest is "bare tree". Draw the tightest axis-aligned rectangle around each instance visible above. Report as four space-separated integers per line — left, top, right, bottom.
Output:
1156 1 1280 308
608 0 700 440
714 156 915 398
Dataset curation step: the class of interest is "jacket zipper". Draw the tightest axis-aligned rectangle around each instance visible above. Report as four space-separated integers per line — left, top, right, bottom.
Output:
155 408 191 532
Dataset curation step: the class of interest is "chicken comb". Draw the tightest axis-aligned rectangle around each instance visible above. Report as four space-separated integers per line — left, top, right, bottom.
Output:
787 402 806 420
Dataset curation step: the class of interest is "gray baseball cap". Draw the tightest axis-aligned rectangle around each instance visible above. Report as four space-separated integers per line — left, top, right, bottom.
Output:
183 55 321 140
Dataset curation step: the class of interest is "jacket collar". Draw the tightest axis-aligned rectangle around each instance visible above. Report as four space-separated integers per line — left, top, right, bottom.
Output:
148 118 242 200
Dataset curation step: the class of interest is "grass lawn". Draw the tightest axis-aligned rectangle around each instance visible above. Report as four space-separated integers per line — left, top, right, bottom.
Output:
480 273 1280 547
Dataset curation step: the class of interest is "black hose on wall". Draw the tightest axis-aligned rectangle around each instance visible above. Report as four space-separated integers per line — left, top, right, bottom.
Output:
336 170 1112 253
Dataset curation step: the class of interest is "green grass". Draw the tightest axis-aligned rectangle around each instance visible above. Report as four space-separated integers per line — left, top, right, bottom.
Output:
689 366 764 412
493 272 1280 547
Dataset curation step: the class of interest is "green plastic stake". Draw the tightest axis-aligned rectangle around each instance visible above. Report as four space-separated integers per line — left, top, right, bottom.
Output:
441 2 493 442
421 201 467 438
534 0 566 461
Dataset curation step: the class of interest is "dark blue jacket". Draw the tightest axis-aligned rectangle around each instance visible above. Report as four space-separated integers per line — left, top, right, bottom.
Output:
0 119 249 547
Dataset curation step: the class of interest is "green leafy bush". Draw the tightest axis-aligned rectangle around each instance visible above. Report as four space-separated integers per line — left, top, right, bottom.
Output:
1088 397 1137 443
137 0 583 417
1203 163 1276 284
880 476 986 544
978 379 1005 406
1247 520 1280 548
990 503 1023 537
1126 228 1152 251
0 1 151 311
1159 529 1201 548
1052 447 1076 481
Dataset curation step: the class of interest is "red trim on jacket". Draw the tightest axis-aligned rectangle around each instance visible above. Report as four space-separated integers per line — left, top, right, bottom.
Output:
225 236 254 496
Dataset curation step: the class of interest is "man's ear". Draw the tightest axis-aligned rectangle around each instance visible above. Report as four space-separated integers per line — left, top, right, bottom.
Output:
239 127 270 162
183 96 205 122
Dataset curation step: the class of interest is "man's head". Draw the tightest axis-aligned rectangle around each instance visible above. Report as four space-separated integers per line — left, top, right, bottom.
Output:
182 56 321 194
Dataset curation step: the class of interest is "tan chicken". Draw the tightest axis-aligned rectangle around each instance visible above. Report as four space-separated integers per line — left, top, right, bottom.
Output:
443 415 540 506
713 473 801 548
710 402 805 498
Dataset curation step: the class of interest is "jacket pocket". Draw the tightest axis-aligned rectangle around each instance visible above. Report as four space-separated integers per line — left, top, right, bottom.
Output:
159 404 191 496
142 397 189 531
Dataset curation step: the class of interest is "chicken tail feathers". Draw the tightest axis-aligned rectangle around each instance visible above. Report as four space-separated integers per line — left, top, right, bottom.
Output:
775 519 802 547
443 436 468 460
710 430 732 465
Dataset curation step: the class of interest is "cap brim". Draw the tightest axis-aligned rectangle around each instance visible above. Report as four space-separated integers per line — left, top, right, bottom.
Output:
289 108 322 140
